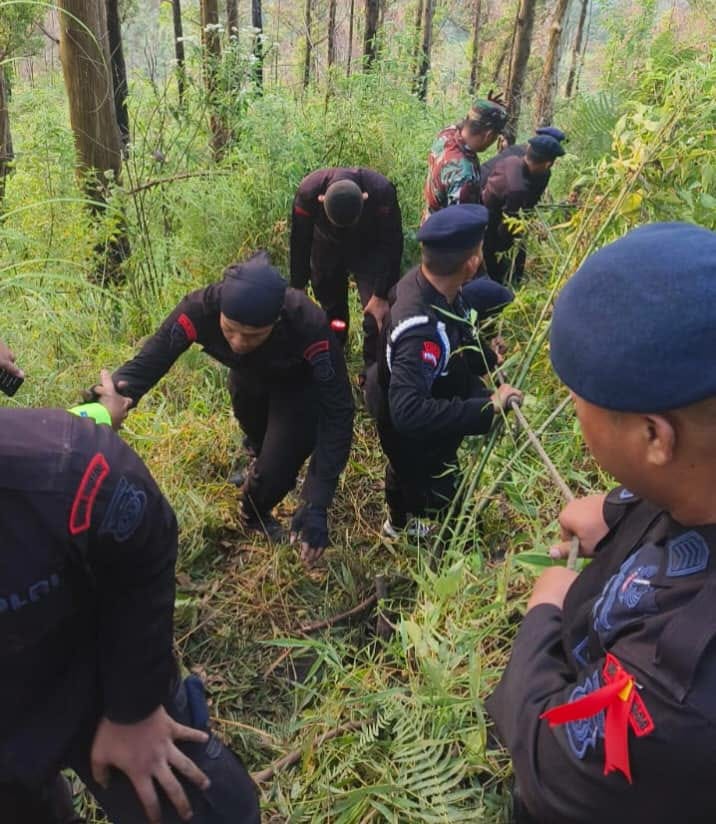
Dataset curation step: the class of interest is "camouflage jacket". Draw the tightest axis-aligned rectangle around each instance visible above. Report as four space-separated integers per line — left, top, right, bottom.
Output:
423 125 482 217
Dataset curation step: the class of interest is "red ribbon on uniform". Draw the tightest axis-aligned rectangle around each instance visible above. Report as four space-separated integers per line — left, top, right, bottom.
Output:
540 654 652 783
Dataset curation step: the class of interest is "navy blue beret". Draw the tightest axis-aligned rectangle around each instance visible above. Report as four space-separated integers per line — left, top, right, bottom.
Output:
536 126 566 142
461 275 514 318
220 251 287 326
418 204 489 252
528 135 565 160
550 222 716 412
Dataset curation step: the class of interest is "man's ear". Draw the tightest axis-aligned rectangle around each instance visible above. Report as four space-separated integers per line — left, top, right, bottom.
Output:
362 192 369 201
643 414 676 467
317 194 325 203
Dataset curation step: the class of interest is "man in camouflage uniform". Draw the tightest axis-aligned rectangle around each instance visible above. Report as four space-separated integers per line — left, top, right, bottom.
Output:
423 96 508 221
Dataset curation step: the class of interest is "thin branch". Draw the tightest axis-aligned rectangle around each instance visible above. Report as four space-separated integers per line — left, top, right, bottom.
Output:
126 169 233 195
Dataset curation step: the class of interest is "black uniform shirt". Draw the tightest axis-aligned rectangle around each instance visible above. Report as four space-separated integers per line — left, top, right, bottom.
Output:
366 267 495 440
113 285 354 509
488 487 716 823
289 167 403 298
0 409 177 784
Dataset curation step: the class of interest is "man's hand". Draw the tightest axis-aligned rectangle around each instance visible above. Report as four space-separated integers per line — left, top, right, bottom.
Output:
91 706 210 824
363 294 390 332
491 383 523 411
0 340 23 378
489 335 507 365
527 567 578 612
548 494 609 561
290 504 329 567
94 369 132 431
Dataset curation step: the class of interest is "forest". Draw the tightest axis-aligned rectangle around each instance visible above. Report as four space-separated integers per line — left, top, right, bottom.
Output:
0 0 714 821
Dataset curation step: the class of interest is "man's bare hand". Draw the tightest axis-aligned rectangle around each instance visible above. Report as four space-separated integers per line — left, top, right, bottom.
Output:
490 335 507 365
0 340 23 378
363 294 390 332
94 369 132 431
492 383 523 411
91 706 210 824
548 494 609 561
527 567 578 612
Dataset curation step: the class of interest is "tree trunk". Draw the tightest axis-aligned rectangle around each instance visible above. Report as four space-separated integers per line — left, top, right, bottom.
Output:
105 0 130 147
534 0 570 126
503 0 537 144
491 29 511 85
171 0 186 105
565 0 588 98
57 0 128 278
251 0 264 88
468 0 482 96
411 0 423 77
327 0 337 67
414 0 434 101
227 0 239 38
0 68 13 204
363 0 380 68
302 0 313 87
200 0 229 158
346 0 355 75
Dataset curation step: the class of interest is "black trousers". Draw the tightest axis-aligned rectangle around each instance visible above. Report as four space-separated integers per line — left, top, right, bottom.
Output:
484 240 526 287
229 369 317 514
310 243 383 370
0 678 260 824
376 413 462 521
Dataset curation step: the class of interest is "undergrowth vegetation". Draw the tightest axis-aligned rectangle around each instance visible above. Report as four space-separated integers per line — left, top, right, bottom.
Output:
1 26 714 824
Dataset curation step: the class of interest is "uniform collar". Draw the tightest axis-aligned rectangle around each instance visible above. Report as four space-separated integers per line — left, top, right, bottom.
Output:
415 267 461 315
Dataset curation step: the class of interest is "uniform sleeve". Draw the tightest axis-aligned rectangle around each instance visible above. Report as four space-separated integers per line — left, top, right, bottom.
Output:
442 160 480 207
373 182 404 298
289 176 319 290
300 332 355 508
388 334 494 439
70 426 178 723
112 294 205 406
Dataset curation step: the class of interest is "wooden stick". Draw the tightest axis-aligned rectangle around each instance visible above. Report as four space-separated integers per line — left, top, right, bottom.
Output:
297 593 378 633
251 720 366 783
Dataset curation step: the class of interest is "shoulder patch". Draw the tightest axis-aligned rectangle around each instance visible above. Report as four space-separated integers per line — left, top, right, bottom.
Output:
171 313 197 349
294 204 312 217
421 340 440 368
69 453 111 536
99 476 147 542
666 531 710 578
564 671 605 760
304 339 334 382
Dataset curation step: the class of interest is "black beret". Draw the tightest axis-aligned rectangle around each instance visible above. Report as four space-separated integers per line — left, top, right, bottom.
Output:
550 222 716 412
324 179 364 227
536 126 566 142
220 251 287 327
462 275 514 318
528 135 566 160
418 204 489 252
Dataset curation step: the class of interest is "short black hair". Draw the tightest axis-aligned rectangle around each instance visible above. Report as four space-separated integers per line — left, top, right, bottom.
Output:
526 146 553 165
421 242 481 277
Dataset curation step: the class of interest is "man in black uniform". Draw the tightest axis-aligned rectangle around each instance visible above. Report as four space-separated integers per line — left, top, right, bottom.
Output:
111 252 354 565
480 133 566 284
364 204 521 537
0 393 259 822
289 167 403 378
487 223 716 824
485 125 566 175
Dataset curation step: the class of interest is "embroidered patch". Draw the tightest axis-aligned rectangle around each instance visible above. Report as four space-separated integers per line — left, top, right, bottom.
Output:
421 340 440 368
99 476 147 542
304 340 334 382
69 453 110 536
593 547 660 645
666 531 709 578
304 339 330 361
293 204 311 217
572 636 590 667
565 671 605 759
176 313 197 342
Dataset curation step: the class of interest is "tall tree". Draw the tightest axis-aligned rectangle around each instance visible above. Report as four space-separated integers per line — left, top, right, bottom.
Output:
227 0 239 38
411 0 424 77
414 0 434 101
0 70 12 204
170 0 186 105
468 0 483 96
363 0 380 68
327 0 337 67
303 0 313 87
346 0 355 75
503 0 537 143
534 0 570 126
251 0 264 88
565 0 589 98
57 0 128 276
200 0 229 157
105 0 130 147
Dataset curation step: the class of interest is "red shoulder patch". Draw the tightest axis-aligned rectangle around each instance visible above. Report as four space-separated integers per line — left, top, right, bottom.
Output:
176 313 197 343
69 452 110 536
421 341 440 368
293 204 312 218
304 339 330 361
